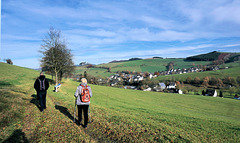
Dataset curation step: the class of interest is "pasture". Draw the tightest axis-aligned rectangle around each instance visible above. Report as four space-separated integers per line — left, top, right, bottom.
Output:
76 58 212 78
0 62 240 142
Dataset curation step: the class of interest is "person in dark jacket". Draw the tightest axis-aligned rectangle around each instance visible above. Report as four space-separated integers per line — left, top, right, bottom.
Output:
34 72 49 112
74 78 92 128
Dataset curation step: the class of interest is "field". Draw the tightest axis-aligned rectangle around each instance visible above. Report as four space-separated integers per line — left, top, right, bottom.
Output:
76 58 212 78
154 61 240 82
1 62 240 142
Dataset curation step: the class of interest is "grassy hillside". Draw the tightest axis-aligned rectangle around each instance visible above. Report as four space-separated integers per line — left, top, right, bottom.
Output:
76 58 212 78
156 63 240 81
1 62 240 142
53 79 240 142
0 62 94 142
75 51 240 79
154 62 240 98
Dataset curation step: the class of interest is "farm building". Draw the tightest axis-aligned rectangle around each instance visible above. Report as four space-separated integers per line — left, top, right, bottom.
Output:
206 89 217 97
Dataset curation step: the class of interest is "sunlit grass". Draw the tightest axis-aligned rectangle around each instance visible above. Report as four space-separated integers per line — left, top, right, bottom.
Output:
1 62 240 142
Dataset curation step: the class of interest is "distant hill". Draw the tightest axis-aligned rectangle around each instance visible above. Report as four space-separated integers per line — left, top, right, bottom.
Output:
75 58 212 78
109 57 143 63
186 51 240 62
74 51 240 78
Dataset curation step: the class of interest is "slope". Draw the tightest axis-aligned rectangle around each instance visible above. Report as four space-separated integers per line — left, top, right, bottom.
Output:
76 58 212 78
0 63 94 142
1 62 240 142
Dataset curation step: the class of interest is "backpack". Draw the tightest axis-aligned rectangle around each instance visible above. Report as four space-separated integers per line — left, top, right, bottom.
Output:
38 78 46 91
80 85 90 102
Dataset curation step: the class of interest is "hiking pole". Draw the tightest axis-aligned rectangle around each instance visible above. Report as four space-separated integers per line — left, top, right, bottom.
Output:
88 105 91 123
74 97 77 123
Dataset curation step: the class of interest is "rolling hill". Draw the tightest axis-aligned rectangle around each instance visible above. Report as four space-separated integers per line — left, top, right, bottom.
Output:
0 62 240 142
75 51 240 79
75 58 213 78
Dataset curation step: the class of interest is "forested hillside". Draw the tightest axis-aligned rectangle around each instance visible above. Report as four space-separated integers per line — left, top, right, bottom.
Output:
186 51 240 62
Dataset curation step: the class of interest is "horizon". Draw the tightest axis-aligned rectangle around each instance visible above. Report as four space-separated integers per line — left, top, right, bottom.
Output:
1 0 240 69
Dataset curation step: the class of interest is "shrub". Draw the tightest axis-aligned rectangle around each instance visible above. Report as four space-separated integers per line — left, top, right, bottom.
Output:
183 90 188 94
236 76 240 86
224 76 236 86
193 77 200 84
202 80 209 87
209 77 217 86
176 81 181 89
186 77 192 84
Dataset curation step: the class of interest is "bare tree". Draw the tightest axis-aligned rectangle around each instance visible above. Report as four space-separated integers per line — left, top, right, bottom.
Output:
40 27 75 85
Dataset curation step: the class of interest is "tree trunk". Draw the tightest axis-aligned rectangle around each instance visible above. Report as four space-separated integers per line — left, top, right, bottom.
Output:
55 72 58 85
60 71 63 83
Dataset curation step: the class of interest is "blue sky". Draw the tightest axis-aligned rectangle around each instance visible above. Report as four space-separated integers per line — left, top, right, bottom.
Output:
1 0 240 69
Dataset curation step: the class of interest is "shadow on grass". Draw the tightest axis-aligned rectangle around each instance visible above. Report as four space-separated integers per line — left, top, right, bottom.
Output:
30 94 41 112
231 127 240 131
55 105 74 121
55 105 77 125
46 78 55 85
0 81 12 87
3 129 29 143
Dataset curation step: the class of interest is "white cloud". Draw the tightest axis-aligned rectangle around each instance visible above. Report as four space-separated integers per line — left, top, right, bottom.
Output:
221 44 240 48
64 29 117 37
140 16 174 30
2 34 41 41
2 0 240 68
211 0 240 24
74 44 213 64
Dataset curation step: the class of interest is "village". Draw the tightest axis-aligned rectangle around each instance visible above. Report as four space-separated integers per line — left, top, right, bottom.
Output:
105 65 223 96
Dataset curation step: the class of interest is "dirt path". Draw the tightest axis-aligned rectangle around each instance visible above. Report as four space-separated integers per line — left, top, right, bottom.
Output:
19 89 96 142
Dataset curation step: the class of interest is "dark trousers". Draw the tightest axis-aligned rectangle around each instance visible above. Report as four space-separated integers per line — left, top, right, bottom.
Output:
77 105 89 125
38 91 46 112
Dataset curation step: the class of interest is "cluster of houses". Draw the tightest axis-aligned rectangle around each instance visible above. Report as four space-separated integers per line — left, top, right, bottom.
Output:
108 72 156 86
143 82 183 93
108 65 221 89
105 65 223 97
157 66 220 76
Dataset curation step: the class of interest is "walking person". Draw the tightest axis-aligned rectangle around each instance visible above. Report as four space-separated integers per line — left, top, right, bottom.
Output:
34 72 49 112
74 78 92 128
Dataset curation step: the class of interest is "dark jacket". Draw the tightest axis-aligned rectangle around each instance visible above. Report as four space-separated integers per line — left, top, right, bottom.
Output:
34 75 49 92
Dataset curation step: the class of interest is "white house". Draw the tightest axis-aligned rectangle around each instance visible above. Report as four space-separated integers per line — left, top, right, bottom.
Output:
178 89 183 94
143 87 152 91
213 90 217 97
167 82 176 89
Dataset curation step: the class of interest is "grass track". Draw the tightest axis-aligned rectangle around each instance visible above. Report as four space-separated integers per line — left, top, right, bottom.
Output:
1 62 240 142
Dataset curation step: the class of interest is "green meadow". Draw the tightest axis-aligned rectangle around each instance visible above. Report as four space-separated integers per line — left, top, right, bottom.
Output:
76 58 212 78
156 65 240 82
1 62 240 142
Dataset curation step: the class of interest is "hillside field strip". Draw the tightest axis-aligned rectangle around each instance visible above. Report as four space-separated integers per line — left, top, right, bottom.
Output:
76 59 213 78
